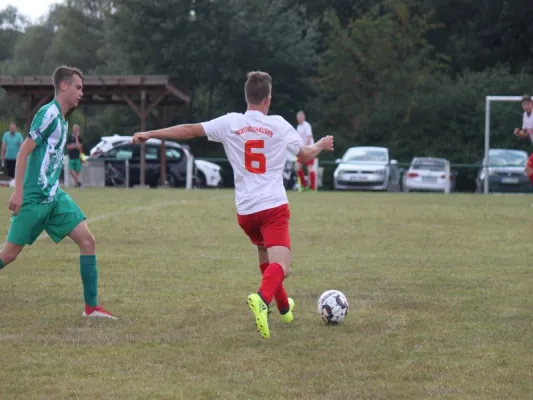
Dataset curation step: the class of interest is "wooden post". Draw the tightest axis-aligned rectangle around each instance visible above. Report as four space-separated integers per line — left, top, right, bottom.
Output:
25 94 53 132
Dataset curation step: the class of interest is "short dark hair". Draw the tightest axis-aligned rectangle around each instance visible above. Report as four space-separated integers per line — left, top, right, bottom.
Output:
244 71 272 105
53 65 83 93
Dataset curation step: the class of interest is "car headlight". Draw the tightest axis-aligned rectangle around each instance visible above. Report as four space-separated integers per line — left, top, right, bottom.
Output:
375 169 386 175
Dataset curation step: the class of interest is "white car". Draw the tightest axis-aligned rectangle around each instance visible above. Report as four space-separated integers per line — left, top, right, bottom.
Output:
402 157 454 192
90 135 223 188
333 146 400 191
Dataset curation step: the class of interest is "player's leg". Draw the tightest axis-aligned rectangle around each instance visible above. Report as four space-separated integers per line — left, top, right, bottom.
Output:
75 159 83 187
5 159 15 179
526 154 533 186
0 202 50 269
295 160 308 189
257 246 292 319
69 159 81 187
308 159 317 191
247 204 294 338
0 242 24 270
45 191 116 319
238 211 273 338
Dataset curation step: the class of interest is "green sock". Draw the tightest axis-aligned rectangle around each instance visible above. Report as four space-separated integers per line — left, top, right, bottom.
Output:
80 255 98 307
0 259 4 270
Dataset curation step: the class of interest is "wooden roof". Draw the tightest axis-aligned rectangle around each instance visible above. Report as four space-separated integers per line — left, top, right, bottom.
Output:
0 75 190 105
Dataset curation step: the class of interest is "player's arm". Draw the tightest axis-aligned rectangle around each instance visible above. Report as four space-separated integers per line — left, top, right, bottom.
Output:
514 128 529 138
297 137 334 162
1 139 5 160
9 138 36 214
133 124 206 143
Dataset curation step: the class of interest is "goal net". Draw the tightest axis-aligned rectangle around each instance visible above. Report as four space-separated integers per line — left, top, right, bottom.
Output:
483 96 524 194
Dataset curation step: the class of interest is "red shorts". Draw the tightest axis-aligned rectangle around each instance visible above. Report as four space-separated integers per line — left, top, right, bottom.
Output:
528 153 533 168
237 204 291 249
297 158 315 167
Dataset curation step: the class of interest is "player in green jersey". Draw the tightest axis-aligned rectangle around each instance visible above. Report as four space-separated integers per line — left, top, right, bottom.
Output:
0 66 116 319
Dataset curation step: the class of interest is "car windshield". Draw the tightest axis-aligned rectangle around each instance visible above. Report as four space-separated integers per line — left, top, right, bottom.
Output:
412 159 446 171
488 150 527 167
343 149 388 163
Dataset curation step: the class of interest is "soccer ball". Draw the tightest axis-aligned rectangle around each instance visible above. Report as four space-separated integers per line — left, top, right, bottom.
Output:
317 290 349 324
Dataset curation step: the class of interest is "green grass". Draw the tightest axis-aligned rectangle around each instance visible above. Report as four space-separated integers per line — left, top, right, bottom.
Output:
1 188 533 399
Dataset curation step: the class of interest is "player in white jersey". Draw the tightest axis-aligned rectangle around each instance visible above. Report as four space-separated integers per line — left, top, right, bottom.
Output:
295 111 317 190
514 94 533 185
133 71 334 339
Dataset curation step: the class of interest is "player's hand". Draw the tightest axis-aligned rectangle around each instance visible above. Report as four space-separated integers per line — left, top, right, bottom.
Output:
9 191 22 215
132 132 151 144
514 128 520 136
318 135 334 152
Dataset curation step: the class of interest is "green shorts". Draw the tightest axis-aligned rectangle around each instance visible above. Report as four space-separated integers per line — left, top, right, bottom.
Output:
7 191 86 246
69 158 82 172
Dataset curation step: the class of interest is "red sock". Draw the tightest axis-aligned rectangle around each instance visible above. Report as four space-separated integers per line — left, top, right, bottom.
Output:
297 170 307 187
528 173 533 186
258 263 285 305
260 263 290 312
309 170 317 190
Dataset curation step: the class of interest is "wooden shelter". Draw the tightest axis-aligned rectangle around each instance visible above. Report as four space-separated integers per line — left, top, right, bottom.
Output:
0 75 191 186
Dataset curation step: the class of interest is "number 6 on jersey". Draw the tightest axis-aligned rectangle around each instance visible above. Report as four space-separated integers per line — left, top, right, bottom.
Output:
245 140 266 174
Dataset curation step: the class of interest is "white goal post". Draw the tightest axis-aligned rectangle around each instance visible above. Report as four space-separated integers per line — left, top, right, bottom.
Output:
483 95 524 194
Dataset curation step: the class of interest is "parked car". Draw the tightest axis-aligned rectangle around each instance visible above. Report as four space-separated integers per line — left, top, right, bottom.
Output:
90 140 189 188
333 146 400 191
283 151 298 190
90 135 223 188
402 157 455 192
475 148 532 193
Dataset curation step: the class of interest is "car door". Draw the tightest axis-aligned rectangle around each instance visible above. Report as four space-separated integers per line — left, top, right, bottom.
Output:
106 144 141 185
144 144 164 187
164 146 188 186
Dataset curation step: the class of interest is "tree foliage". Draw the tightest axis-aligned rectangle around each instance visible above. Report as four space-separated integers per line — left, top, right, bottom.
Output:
0 0 531 171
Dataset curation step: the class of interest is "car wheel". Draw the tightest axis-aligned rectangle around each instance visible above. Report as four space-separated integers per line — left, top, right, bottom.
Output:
166 173 178 187
196 171 207 188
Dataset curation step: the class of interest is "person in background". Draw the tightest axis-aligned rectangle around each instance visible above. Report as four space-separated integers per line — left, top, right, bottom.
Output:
295 111 317 191
67 123 83 187
1 122 24 180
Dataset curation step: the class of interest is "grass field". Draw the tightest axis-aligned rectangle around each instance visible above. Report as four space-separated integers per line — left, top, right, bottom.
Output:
1 188 533 399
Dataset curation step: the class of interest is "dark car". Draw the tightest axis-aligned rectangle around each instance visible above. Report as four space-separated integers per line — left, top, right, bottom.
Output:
92 140 194 188
475 148 532 193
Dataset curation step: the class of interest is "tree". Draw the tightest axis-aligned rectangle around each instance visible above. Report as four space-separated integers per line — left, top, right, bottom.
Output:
314 0 447 150
110 0 318 157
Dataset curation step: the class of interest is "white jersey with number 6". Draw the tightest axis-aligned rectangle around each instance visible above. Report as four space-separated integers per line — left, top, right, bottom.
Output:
201 110 303 215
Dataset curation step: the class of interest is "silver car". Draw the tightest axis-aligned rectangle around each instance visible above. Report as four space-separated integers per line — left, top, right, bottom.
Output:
333 146 400 191
402 157 455 192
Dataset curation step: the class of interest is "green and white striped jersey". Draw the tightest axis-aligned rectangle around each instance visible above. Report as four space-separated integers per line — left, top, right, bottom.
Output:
25 99 68 204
